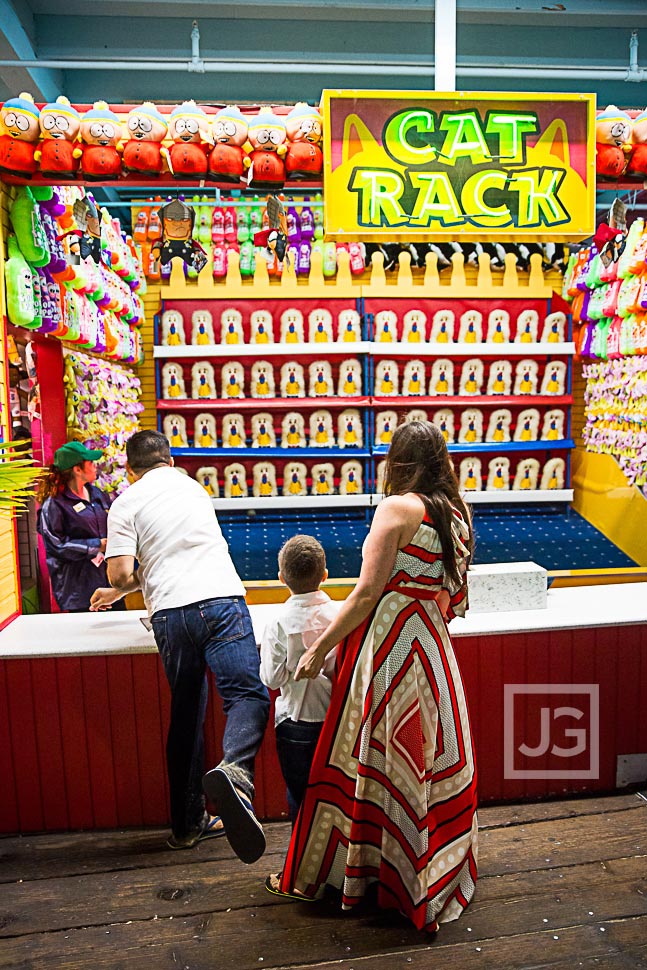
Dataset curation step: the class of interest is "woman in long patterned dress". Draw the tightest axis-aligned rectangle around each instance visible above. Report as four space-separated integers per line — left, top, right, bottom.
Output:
266 420 478 933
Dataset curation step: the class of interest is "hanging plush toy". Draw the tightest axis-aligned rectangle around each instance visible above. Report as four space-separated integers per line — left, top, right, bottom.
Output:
627 108 647 178
4 235 36 328
79 102 123 179
70 195 103 263
595 105 633 178
34 97 81 177
209 105 249 182
244 109 287 189
284 103 323 179
165 101 212 178
151 198 207 274
0 93 40 177
122 102 168 175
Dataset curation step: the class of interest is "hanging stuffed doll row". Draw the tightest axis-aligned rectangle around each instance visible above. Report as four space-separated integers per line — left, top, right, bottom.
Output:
183 460 364 498
582 357 647 490
163 409 365 450
4 184 145 361
595 105 647 179
0 95 323 185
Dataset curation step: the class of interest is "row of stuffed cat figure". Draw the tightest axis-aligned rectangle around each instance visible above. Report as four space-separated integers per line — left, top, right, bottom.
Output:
185 455 566 499
161 307 363 346
163 406 566 451
164 410 365 450
160 307 567 347
161 358 567 400
187 461 363 498
0 96 322 182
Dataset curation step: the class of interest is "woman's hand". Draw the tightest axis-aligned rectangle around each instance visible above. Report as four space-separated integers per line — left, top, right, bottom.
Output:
99 538 107 553
295 637 327 681
90 587 123 611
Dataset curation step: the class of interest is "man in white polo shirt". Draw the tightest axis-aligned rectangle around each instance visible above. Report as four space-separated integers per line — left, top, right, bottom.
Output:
90 430 269 862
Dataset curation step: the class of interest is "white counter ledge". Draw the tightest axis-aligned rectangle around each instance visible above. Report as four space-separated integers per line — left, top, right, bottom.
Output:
1 582 646 660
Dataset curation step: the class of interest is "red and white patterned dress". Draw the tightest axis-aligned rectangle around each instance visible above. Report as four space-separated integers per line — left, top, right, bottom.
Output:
280 509 478 933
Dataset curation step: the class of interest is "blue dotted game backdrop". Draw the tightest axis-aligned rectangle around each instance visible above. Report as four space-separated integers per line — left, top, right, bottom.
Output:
219 505 635 581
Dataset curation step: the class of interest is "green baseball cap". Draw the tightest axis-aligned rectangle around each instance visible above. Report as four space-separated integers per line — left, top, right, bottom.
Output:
53 440 103 471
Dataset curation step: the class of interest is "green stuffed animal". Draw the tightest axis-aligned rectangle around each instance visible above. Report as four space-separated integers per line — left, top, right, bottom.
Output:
4 235 37 328
9 186 50 266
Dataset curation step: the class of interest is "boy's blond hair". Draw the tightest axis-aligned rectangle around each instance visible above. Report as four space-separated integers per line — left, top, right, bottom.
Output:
279 534 326 594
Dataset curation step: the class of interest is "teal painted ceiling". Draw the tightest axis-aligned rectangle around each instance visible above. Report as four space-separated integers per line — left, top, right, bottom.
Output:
0 0 646 108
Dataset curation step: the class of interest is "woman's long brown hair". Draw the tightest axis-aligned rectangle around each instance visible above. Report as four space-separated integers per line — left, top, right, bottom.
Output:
382 420 473 587
36 465 73 503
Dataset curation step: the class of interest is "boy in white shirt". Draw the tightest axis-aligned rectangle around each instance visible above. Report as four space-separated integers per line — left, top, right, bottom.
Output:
260 535 340 824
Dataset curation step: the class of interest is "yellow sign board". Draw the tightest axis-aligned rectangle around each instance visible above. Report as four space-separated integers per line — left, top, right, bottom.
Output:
322 90 596 243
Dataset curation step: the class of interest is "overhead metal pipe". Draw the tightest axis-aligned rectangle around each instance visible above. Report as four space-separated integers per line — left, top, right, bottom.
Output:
0 58 640 79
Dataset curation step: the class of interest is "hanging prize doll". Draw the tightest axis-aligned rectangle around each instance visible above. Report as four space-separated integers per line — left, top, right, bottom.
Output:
151 198 207 275
285 102 323 179
253 194 289 268
244 108 287 189
79 102 123 179
0 93 40 177
209 105 249 182
66 195 102 263
34 96 81 178
122 102 168 175
164 101 212 178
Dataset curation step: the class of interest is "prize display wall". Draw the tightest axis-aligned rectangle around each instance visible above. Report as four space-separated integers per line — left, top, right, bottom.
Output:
154 242 576 579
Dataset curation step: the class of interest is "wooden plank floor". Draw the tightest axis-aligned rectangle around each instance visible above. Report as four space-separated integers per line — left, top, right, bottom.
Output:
1 793 646 970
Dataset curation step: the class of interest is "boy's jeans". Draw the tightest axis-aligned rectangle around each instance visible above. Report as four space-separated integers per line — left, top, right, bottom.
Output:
275 718 323 825
151 596 270 839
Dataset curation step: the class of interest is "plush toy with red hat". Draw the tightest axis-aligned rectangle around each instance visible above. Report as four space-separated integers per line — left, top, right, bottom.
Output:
208 105 249 182
285 102 323 179
79 102 123 179
164 101 212 178
34 97 81 178
122 102 168 175
627 108 647 178
595 105 633 178
0 93 41 177
244 109 287 189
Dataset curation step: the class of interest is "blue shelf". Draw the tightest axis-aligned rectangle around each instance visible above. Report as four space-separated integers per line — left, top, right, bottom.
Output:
373 439 574 455
171 447 371 459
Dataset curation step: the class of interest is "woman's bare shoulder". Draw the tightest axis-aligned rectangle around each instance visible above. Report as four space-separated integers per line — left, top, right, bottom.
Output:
375 493 426 522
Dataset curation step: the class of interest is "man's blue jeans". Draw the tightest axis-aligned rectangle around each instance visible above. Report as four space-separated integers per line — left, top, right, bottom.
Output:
151 597 270 839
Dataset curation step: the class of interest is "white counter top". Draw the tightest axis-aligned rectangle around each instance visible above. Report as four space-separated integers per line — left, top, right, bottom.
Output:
1 583 646 659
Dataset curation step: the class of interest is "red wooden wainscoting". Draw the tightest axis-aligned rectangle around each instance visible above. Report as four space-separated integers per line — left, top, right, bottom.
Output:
1 622 646 834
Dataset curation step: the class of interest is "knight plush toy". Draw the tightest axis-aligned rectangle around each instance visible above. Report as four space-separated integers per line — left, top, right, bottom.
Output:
151 198 207 275
285 102 323 180
209 105 249 182
34 96 81 178
79 102 123 179
0 93 40 177
165 101 212 178
244 109 287 189
122 102 168 176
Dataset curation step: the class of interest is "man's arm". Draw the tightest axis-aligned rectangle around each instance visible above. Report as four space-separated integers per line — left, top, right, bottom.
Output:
107 555 140 593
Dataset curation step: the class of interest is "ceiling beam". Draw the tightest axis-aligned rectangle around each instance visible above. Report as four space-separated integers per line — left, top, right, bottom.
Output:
0 0 61 100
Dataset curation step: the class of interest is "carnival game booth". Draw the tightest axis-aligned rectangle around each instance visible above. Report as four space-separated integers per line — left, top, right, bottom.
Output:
1 89 646 832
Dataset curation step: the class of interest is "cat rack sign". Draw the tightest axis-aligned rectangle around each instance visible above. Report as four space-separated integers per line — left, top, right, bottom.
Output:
321 90 596 243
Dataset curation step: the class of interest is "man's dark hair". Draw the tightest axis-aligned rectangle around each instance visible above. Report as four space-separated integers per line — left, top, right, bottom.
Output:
278 534 326 594
126 430 171 472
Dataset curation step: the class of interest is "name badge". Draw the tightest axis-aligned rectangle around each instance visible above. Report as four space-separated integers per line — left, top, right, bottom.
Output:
73 502 86 513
